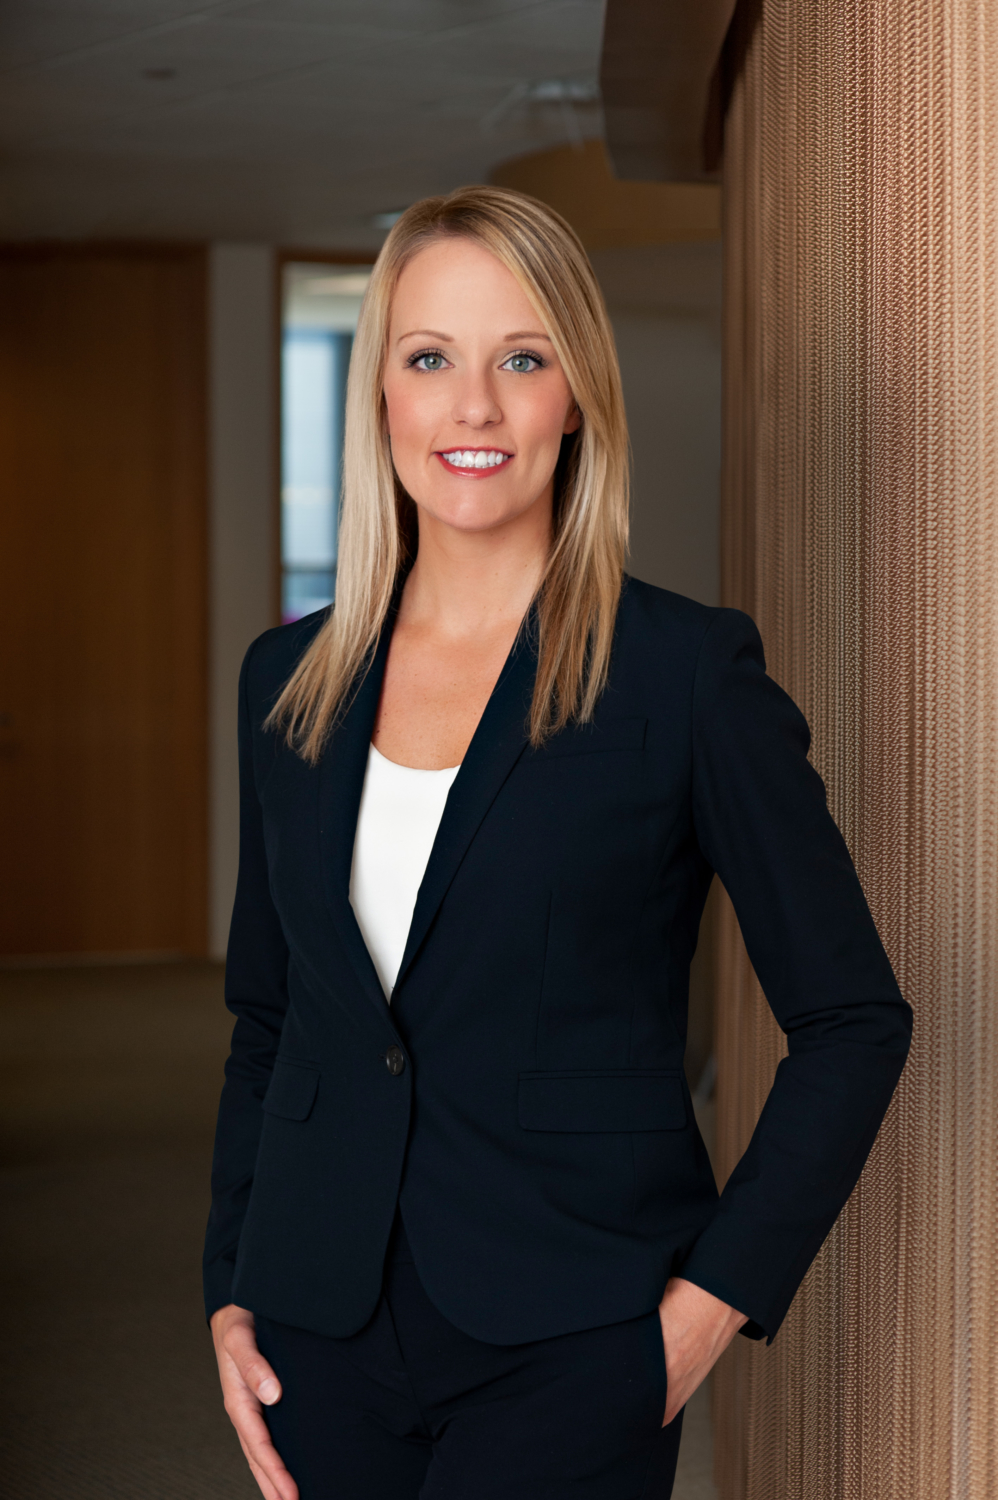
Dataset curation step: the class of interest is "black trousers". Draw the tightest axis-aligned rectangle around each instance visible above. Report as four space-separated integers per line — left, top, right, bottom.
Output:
256 1221 683 1500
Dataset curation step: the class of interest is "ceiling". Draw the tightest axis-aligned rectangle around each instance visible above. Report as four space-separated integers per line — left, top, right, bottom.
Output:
0 0 606 248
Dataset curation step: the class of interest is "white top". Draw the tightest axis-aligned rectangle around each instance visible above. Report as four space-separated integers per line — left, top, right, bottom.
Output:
349 743 461 999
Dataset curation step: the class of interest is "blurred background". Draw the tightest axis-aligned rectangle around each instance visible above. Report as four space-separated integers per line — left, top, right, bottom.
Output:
0 3 723 1495
5 4 998 1499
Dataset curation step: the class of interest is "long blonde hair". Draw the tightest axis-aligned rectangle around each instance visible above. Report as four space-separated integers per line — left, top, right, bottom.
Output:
269 184 629 761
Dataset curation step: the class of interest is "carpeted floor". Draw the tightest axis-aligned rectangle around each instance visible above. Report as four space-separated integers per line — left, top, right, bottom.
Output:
0 961 717 1499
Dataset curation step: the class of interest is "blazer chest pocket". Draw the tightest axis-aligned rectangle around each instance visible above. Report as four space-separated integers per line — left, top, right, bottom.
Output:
518 1070 686 1132
262 1059 320 1121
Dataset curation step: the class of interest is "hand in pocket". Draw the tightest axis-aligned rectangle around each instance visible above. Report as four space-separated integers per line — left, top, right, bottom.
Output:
656 1277 748 1426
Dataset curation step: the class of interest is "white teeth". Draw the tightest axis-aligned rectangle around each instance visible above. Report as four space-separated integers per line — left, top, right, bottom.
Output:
442 449 509 469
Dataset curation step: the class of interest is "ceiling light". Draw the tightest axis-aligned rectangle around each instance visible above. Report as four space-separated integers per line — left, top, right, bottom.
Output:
526 80 600 103
481 77 600 134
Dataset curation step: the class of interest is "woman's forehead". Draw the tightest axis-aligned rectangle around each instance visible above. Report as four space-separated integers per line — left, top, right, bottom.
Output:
390 241 550 345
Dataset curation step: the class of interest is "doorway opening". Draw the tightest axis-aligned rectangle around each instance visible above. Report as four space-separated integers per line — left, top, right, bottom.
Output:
280 262 372 623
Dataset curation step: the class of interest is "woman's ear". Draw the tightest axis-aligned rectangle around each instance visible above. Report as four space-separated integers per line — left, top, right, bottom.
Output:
564 402 583 435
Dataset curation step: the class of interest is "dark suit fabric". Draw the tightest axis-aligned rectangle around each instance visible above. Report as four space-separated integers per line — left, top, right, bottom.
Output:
254 1218 683 1500
204 577 911 1346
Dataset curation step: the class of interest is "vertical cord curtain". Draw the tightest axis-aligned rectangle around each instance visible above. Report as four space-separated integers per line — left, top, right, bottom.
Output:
714 2 998 1496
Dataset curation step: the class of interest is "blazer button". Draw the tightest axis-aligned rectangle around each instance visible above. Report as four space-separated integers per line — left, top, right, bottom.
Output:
385 1046 406 1076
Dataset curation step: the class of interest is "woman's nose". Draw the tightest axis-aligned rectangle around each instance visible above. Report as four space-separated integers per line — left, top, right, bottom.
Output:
452 372 501 427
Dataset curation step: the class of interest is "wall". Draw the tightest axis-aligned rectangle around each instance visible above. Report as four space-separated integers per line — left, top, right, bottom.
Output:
0 245 208 958
208 245 277 959
714 2 998 1495
592 241 722 608
492 140 721 249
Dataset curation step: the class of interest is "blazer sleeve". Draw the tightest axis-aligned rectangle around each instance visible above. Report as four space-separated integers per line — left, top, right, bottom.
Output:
203 636 290 1322
676 607 912 1342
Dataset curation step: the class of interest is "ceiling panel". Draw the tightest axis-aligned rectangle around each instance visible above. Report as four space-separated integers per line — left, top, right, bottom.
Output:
0 3 252 72
0 0 606 243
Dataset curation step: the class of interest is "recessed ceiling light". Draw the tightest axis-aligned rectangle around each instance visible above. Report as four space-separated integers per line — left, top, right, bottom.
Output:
481 76 599 133
143 68 177 80
527 79 599 103
372 210 405 230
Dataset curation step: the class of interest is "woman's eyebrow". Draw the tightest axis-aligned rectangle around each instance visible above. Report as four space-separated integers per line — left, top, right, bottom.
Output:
396 328 555 345
397 328 452 343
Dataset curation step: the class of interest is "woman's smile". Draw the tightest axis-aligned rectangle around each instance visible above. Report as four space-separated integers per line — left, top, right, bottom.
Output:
436 447 513 475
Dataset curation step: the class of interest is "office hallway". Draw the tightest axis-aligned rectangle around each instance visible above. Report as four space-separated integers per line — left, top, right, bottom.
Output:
0 962 717 1499
0 962 254 1497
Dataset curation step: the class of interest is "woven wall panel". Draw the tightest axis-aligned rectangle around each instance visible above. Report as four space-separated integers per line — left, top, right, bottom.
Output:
714 3 998 1497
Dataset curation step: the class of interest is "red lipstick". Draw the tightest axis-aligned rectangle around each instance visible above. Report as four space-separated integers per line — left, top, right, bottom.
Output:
435 449 513 478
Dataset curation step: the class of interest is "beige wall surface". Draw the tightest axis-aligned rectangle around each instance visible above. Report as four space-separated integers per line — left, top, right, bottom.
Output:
208 244 277 960
613 309 720 605
593 242 722 607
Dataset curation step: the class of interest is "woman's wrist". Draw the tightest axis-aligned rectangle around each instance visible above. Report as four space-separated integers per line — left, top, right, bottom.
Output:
657 1277 749 1374
210 1302 254 1338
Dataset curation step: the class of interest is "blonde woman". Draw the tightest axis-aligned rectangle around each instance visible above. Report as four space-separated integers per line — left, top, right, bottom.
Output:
205 187 910 1500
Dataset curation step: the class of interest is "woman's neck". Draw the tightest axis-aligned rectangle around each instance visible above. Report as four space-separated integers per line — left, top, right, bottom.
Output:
371 494 553 769
400 494 552 643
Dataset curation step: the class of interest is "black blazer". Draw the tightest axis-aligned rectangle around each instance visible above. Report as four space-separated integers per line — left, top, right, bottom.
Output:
204 577 911 1345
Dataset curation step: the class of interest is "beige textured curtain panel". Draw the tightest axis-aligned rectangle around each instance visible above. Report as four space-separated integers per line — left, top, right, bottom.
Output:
713 2 998 1497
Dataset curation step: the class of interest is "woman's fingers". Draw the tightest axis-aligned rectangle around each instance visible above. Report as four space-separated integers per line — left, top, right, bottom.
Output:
223 1316 283 1405
228 1388 299 1500
662 1375 695 1427
247 1456 295 1500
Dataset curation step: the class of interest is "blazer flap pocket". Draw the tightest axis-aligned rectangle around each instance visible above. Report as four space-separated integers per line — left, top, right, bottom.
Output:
262 1059 320 1121
535 717 647 759
518 1070 686 1132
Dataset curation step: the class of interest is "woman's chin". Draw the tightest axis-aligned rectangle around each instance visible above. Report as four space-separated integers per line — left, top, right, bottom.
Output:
414 492 538 538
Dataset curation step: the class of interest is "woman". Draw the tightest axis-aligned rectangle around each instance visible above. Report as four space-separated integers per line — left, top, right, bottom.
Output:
206 186 911 1500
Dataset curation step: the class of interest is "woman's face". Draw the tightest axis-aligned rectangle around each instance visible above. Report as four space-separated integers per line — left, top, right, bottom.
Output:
382 237 581 538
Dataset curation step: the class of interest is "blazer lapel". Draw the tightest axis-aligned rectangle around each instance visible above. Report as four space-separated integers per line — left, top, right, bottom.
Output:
392 624 537 996
317 624 394 1022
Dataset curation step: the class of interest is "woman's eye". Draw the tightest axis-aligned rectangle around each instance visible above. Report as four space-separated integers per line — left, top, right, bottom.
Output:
501 352 543 373
411 351 447 371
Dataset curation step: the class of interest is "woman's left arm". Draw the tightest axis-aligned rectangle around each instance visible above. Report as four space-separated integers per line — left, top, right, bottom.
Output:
673 608 912 1356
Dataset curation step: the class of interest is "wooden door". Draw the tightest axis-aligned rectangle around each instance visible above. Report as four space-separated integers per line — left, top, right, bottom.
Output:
0 246 208 956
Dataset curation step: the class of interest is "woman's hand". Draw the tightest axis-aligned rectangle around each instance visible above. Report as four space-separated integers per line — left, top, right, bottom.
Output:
210 1303 299 1500
657 1276 749 1426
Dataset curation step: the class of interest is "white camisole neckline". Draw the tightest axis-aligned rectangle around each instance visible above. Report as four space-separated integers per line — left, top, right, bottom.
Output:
349 743 461 999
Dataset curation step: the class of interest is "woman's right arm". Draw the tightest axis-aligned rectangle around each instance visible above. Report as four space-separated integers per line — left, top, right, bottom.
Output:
204 635 297 1499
